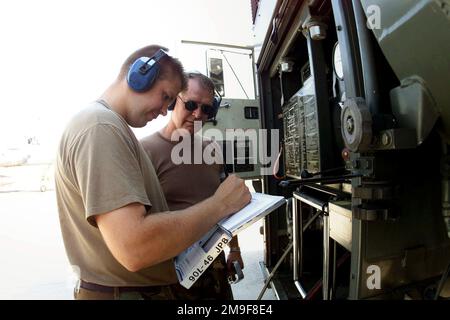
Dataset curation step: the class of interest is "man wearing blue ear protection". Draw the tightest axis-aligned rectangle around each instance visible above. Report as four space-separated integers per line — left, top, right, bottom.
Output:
140 72 244 300
55 45 251 300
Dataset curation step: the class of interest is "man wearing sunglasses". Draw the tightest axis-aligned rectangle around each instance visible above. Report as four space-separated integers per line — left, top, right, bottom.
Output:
140 72 244 300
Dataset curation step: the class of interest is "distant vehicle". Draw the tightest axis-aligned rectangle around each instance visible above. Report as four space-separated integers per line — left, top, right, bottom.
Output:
0 149 30 167
39 163 54 192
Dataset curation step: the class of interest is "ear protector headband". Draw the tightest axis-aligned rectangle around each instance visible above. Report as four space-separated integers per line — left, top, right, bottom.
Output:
210 89 222 119
127 49 167 92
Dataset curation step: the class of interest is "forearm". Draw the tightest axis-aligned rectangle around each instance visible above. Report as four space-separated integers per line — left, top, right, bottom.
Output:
97 174 251 272
98 196 228 271
134 197 227 267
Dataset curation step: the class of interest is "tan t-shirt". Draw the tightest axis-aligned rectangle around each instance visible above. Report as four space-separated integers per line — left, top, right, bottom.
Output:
140 131 222 211
55 101 177 286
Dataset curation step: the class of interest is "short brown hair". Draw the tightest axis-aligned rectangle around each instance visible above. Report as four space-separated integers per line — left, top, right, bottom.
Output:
118 45 187 90
186 72 215 97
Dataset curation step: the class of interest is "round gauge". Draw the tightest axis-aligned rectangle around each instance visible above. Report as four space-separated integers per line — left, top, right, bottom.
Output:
332 42 344 80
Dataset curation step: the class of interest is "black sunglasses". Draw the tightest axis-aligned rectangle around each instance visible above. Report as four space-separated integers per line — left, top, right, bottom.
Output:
177 95 215 118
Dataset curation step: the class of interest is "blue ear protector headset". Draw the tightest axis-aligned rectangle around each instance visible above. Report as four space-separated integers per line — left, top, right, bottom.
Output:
127 49 168 92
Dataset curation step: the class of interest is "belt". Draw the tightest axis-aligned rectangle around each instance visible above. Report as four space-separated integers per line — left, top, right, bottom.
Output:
79 280 164 294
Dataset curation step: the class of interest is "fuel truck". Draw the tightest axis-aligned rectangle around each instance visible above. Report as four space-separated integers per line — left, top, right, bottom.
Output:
202 0 450 300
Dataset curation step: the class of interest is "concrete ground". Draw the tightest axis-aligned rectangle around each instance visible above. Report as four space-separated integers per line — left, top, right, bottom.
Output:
230 221 277 300
0 164 276 300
